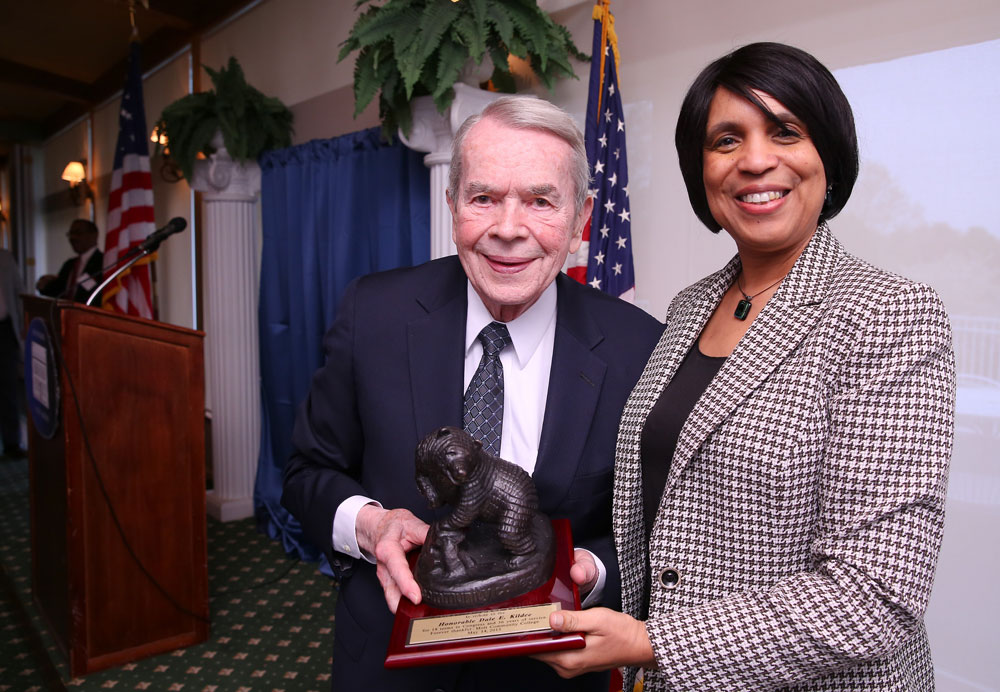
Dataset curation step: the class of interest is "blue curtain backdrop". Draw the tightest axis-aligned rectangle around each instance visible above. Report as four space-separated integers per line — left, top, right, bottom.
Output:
254 128 430 564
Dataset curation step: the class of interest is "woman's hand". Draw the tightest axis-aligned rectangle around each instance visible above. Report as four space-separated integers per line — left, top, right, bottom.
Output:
533 607 656 678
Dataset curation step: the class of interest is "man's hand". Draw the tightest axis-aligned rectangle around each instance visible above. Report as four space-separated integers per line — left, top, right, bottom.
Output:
356 505 429 613
533 608 655 678
570 549 599 597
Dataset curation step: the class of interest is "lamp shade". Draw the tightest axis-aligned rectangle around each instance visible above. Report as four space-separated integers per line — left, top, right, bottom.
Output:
61 161 87 184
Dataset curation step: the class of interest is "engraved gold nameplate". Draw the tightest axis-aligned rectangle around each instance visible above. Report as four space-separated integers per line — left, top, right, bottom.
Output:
385 519 584 668
407 603 559 646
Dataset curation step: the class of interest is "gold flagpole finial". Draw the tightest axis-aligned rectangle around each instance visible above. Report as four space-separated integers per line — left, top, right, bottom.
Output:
592 0 619 125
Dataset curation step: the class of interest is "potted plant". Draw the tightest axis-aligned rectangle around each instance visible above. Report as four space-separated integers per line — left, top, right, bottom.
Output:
340 0 588 139
153 57 294 181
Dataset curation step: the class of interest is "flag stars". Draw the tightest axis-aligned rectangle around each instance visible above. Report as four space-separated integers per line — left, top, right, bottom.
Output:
594 160 605 174
604 109 612 123
599 224 610 238
608 172 617 187
616 236 628 249
121 109 132 120
594 251 605 265
623 184 630 198
613 263 623 275
614 148 620 160
598 134 607 148
618 208 630 223
603 199 615 214
589 277 602 289
617 119 625 132
587 188 598 200
608 83 615 97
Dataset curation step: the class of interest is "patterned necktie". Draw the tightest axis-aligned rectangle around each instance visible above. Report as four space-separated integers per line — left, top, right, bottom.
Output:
463 321 512 457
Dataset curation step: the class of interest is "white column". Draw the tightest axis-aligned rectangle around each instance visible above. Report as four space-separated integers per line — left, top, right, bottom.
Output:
191 137 261 522
400 83 511 259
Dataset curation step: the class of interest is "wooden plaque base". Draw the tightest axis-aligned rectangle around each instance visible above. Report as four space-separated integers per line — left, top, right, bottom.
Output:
384 518 584 669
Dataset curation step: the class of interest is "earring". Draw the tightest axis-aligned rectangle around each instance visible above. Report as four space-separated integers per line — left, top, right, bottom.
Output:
825 184 833 205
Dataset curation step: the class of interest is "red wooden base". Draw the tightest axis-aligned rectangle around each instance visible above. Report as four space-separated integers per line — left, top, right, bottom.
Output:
385 518 584 668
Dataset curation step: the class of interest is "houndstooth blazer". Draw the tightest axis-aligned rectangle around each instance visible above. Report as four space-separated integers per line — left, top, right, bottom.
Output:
614 225 955 692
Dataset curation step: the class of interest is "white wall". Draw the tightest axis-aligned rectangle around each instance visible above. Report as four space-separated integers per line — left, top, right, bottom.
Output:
547 0 1000 318
199 0 358 112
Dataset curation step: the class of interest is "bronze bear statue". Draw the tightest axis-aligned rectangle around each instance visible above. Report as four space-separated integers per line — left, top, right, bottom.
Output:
413 426 555 609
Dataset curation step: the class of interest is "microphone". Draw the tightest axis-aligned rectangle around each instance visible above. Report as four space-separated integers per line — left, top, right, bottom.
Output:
139 217 187 253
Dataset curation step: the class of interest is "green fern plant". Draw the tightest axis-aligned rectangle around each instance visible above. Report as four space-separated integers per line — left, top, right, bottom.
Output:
154 57 294 181
341 0 588 139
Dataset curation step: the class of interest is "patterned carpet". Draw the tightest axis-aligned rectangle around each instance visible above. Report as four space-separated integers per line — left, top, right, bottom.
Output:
0 455 338 692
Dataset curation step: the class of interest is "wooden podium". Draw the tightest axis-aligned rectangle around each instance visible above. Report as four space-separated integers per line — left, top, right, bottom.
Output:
22 296 209 677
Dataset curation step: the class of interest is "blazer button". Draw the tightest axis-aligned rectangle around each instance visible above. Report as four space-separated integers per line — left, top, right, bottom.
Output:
658 567 680 589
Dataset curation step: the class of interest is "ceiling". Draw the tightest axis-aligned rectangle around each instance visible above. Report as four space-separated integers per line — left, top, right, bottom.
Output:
0 0 257 152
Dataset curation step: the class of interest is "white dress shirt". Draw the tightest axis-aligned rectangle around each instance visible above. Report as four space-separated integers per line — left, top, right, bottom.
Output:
331 279 605 604
75 245 100 294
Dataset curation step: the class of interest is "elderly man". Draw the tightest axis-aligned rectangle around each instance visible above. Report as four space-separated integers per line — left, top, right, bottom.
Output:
36 218 103 303
282 97 663 692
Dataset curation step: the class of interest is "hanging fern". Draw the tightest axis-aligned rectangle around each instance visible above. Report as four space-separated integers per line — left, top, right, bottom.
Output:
341 0 588 140
154 57 294 181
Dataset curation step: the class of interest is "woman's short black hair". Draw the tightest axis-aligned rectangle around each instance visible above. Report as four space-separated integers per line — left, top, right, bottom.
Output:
674 42 859 233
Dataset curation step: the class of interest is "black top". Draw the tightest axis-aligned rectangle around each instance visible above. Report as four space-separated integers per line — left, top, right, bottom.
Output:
640 340 726 544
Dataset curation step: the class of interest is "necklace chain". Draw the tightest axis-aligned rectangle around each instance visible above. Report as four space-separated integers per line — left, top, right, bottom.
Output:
736 273 785 301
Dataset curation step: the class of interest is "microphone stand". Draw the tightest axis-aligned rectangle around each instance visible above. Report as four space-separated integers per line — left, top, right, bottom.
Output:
85 243 158 308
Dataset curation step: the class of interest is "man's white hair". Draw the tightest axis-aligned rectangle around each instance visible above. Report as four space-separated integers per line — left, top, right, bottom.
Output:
448 96 589 214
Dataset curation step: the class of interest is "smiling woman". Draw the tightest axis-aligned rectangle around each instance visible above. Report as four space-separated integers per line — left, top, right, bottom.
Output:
700 88 827 275
535 42 956 692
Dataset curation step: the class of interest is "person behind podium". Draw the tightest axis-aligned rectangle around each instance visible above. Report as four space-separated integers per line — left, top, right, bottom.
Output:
281 96 664 692
536 42 955 692
36 219 103 303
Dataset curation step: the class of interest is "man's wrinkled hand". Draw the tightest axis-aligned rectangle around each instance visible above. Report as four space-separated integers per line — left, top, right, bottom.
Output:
356 505 429 613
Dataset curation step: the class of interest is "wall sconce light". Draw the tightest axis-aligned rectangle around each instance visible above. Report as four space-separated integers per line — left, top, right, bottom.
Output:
62 159 94 205
150 126 167 147
150 126 183 183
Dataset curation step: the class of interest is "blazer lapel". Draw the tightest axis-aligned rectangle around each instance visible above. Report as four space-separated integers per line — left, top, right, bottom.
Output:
533 275 607 512
664 226 839 495
407 260 468 439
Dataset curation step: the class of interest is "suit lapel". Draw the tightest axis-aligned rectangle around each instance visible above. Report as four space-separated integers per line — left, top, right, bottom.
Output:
614 257 736 592
407 259 468 439
664 226 839 495
533 276 607 512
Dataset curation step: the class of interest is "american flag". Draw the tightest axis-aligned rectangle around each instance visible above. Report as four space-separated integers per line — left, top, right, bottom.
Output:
104 41 155 319
566 0 635 301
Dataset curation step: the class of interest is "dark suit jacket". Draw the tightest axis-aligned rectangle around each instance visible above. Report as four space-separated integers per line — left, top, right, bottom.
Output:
282 256 663 692
39 249 103 303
